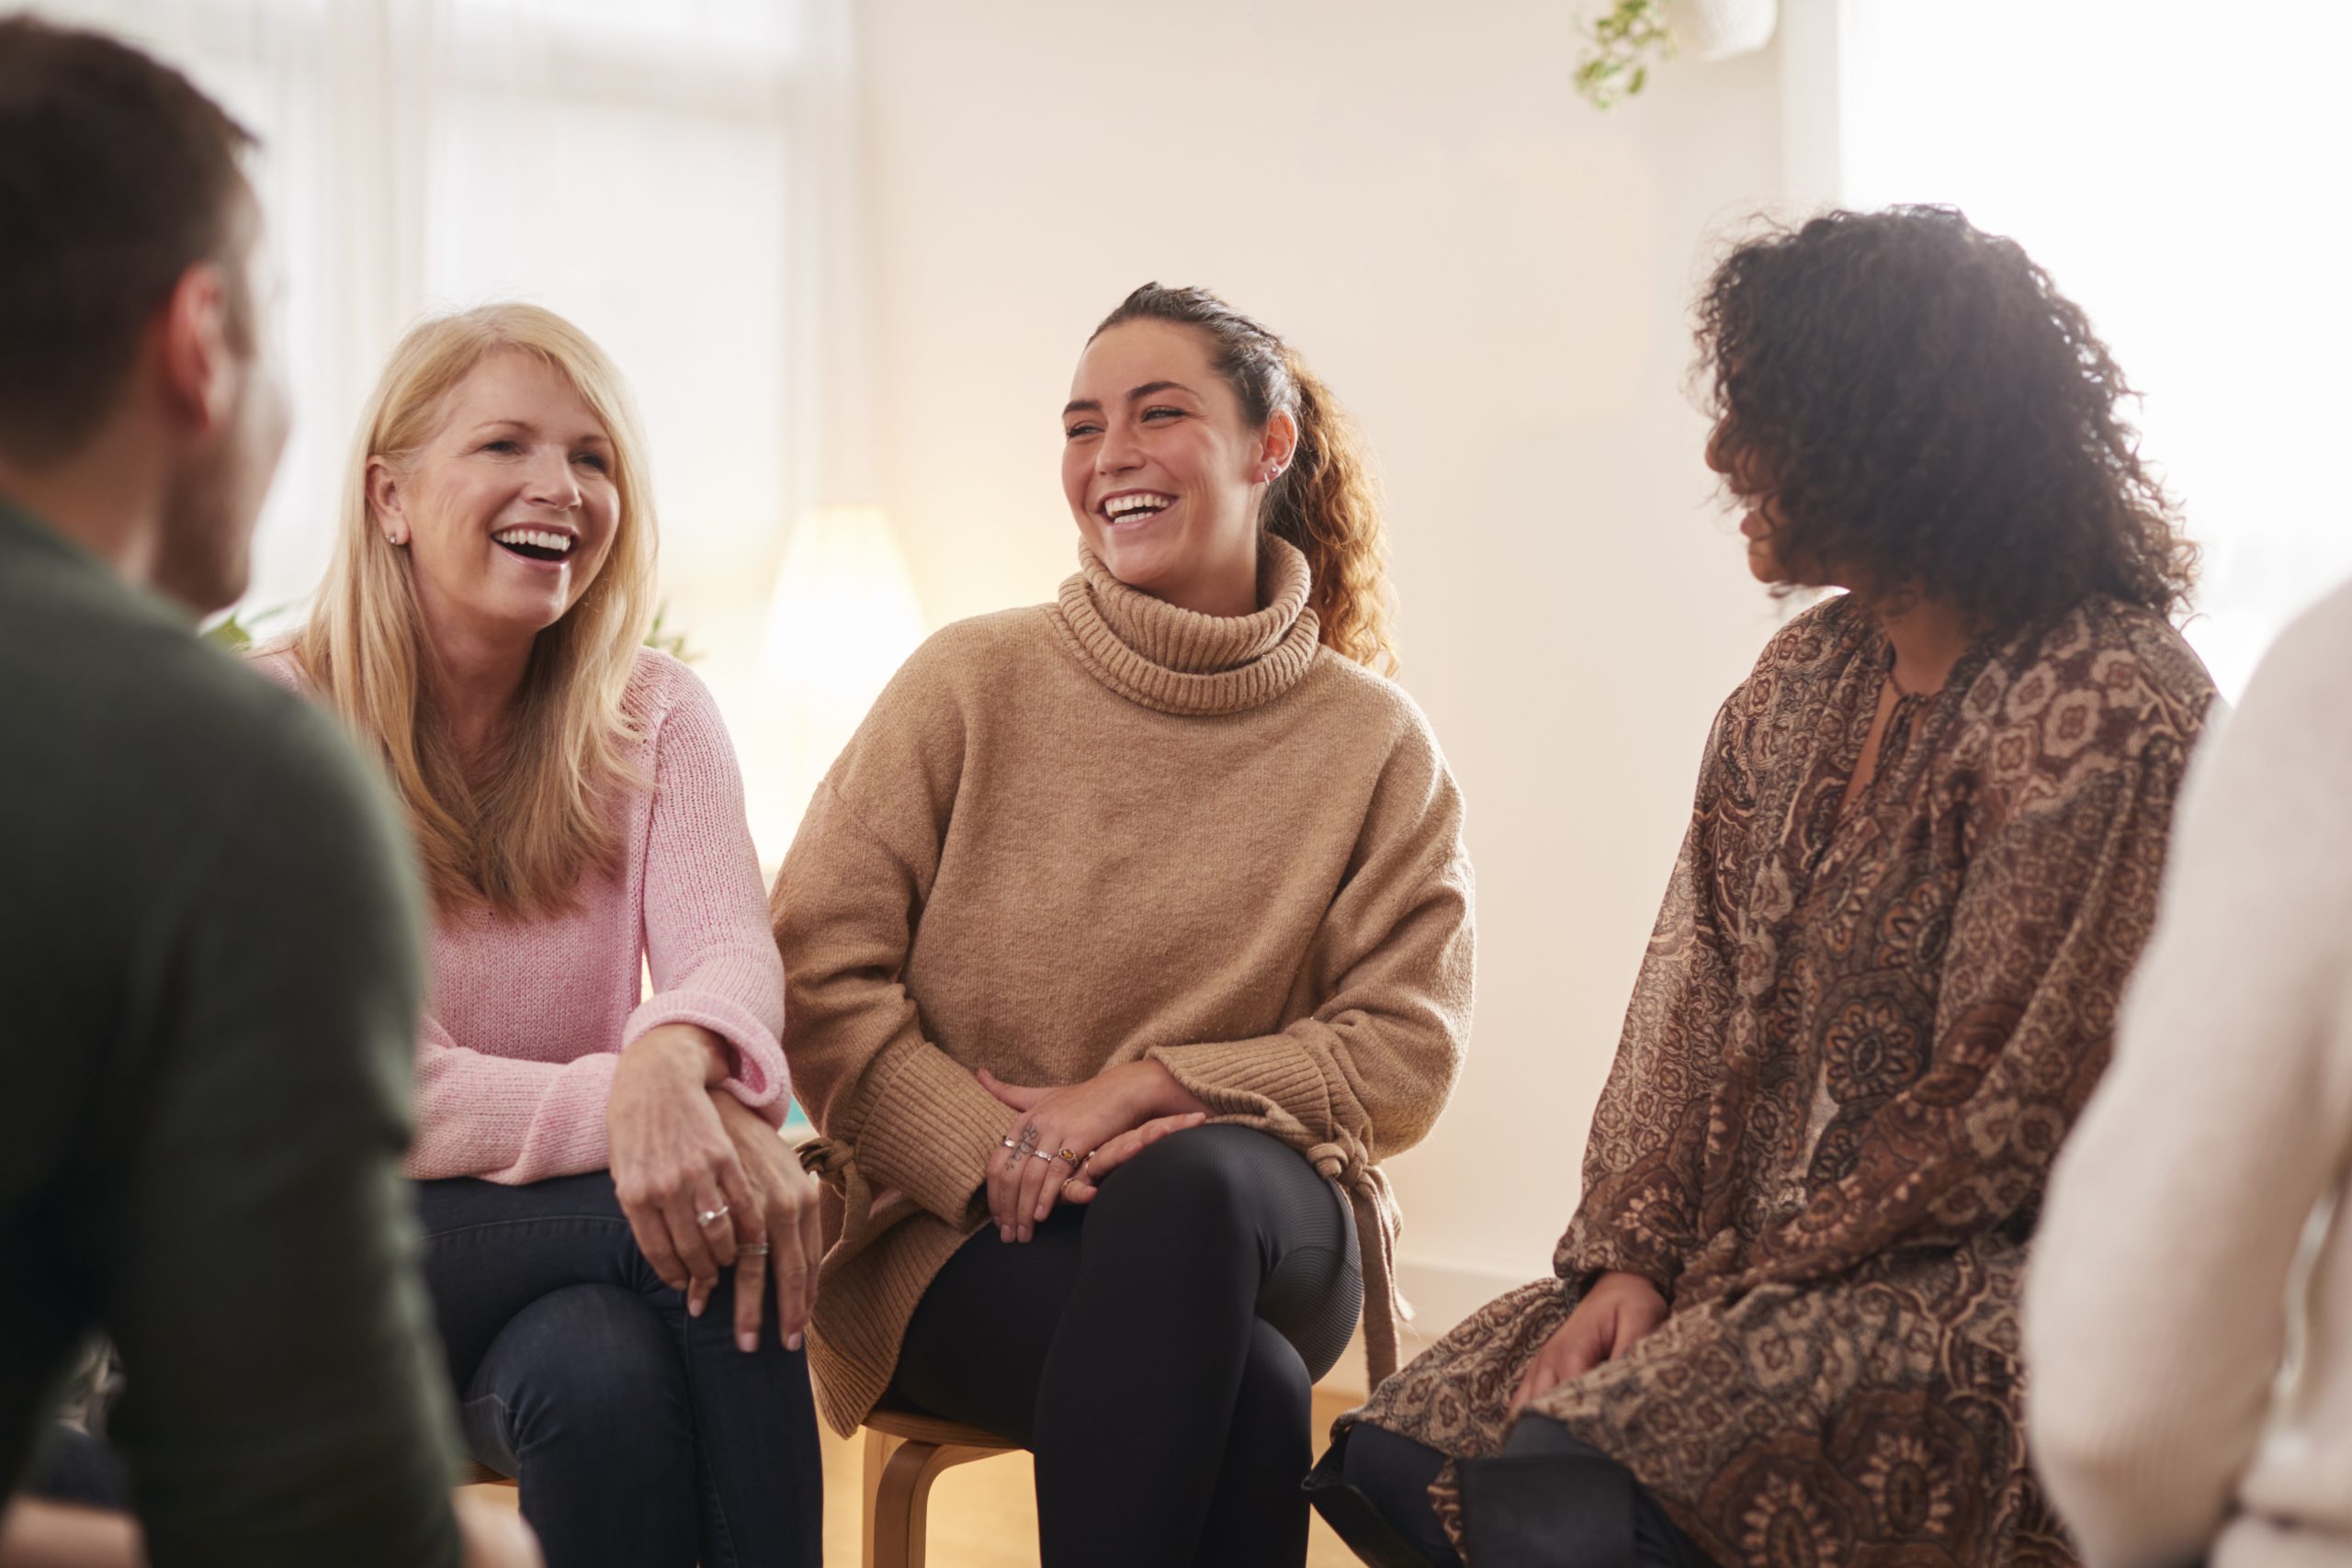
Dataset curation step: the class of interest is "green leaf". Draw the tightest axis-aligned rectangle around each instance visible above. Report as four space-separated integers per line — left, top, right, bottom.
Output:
644 602 700 663
1575 0 1673 111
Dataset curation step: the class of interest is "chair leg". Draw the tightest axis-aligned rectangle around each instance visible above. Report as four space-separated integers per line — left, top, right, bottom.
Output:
864 1434 1012 1568
870 1436 972 1568
862 1428 893 1567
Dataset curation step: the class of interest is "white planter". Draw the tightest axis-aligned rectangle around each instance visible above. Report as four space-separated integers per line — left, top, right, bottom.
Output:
1665 0 1780 62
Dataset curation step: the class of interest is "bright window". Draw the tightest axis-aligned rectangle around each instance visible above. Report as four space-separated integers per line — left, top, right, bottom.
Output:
28 0 887 857
1838 0 2352 695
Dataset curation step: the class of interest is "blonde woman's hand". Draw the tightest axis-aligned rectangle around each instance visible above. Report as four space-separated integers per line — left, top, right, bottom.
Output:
1508 1271 1668 1415
709 1091 825 1354
607 1024 758 1318
977 1062 1209 1242
455 1491 543 1568
0 1496 143 1568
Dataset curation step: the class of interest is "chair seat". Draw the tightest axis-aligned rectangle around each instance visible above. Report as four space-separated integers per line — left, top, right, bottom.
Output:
459 1458 514 1488
862 1400 1015 1453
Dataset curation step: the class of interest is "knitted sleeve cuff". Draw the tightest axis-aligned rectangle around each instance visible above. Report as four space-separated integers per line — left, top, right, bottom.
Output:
408 1046 619 1185
625 992 789 1122
851 1039 1013 1224
1146 1035 1334 1127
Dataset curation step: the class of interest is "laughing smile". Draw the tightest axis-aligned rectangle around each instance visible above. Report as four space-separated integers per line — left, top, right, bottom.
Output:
1099 490 1175 526
492 526 577 563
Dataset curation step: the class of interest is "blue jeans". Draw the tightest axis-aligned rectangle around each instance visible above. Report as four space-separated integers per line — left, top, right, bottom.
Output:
415 1171 822 1568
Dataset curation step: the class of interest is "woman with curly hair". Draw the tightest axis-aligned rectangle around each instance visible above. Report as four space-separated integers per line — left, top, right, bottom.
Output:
1312 207 2214 1568
774 283 1474 1567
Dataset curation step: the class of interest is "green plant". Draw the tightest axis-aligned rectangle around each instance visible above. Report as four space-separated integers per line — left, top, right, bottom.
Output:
645 602 698 663
1574 0 1677 110
201 600 297 652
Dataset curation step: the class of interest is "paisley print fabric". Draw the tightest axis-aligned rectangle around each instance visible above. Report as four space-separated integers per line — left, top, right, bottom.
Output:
1353 593 2213 1567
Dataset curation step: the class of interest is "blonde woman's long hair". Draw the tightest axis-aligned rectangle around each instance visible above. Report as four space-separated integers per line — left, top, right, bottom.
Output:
292 302 657 919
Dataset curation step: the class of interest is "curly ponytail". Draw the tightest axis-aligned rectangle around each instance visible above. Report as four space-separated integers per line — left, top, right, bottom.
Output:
1092 284 1398 673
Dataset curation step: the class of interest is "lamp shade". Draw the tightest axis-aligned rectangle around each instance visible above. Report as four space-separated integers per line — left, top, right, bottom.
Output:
757 503 927 840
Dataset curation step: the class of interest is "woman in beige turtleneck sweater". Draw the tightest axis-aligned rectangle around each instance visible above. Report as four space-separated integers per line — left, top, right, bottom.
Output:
772 284 1473 1568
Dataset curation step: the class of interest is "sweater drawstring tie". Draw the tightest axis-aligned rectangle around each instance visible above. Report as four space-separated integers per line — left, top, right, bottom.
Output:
1310 1134 1409 1391
798 1136 877 1254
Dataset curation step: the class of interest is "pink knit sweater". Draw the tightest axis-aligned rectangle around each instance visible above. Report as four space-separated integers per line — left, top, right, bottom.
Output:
256 647 789 1182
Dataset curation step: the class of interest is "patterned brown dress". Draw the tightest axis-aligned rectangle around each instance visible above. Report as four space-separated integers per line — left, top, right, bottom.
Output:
1352 592 2214 1568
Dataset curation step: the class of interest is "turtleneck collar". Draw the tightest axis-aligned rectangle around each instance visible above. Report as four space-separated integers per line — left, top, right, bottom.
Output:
1048 535 1323 716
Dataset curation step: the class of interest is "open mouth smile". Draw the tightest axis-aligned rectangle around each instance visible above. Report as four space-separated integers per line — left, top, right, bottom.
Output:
1099 491 1175 527
492 526 578 564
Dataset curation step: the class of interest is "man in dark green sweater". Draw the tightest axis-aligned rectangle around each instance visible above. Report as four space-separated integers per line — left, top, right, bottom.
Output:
0 19 536 1568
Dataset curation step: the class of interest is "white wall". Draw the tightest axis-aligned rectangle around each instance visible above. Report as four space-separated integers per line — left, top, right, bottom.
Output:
859 0 1797 1383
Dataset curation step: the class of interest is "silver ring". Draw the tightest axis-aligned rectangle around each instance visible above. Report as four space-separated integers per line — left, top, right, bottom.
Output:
696 1203 730 1227
738 1242 771 1257
1029 1147 1057 1163
1001 1136 1022 1150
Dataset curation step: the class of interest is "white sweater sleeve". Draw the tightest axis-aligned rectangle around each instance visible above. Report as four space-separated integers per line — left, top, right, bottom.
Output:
2025 597 2352 1568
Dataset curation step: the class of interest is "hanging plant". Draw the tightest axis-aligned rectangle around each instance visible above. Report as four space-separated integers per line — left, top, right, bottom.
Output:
1573 0 1676 110
1573 0 1780 110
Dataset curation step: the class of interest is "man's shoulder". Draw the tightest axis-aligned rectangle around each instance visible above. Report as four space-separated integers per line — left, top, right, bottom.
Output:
0 538 383 860
49 621 346 793
0 522 421 1116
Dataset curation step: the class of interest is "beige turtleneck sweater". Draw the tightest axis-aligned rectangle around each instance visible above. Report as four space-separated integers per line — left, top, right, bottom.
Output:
773 538 1475 1436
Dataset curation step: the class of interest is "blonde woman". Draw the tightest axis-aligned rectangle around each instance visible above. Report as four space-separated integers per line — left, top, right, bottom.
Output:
259 304 822 1568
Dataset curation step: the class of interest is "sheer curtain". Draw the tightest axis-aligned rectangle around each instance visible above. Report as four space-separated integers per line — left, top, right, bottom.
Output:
1834 0 2352 698
30 0 895 857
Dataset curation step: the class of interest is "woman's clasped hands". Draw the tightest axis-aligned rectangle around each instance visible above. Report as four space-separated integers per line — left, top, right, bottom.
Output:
710 1090 825 1355
977 1062 1210 1242
607 1023 824 1353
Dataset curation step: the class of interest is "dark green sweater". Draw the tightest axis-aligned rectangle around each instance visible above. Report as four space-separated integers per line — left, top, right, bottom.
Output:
0 501 462 1566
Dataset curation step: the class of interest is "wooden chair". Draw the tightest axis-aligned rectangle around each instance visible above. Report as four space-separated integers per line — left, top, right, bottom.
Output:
459 1459 514 1488
459 1403 1020 1568
861 1401 1018 1568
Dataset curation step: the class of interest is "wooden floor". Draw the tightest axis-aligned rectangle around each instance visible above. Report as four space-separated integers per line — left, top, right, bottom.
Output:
460 1386 1365 1567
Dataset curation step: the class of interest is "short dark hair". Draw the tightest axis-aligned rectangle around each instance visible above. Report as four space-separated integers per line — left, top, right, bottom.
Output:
1698 206 2197 629
0 16 257 463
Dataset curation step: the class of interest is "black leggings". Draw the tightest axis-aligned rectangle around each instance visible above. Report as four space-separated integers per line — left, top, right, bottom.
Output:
1323 1419 1713 1568
891 1123 1362 1568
